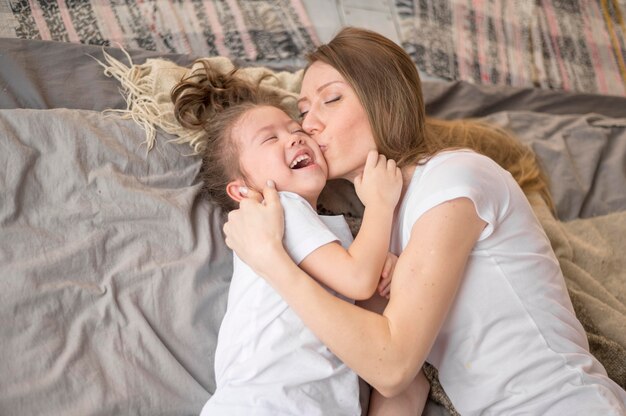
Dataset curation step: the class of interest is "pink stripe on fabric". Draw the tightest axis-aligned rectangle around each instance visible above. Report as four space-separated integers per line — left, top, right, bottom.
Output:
580 1 608 93
538 7 560 88
453 1 469 80
57 0 80 42
225 0 257 60
542 0 571 90
166 0 192 54
494 0 508 85
530 8 549 88
588 0 624 94
94 1 125 46
136 0 165 52
180 0 210 55
290 0 320 45
472 0 490 83
28 0 51 40
512 19 525 85
203 0 230 56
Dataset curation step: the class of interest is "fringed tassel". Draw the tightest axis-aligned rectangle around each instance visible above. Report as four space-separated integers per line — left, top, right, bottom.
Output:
92 47 303 155
92 48 205 154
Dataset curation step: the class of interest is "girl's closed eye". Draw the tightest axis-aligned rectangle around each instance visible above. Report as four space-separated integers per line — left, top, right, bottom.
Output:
262 136 278 144
325 96 341 104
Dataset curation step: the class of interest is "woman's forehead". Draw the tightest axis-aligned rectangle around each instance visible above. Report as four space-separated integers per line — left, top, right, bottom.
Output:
302 62 344 89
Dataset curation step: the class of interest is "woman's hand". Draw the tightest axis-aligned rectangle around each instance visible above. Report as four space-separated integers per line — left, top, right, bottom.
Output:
354 150 402 210
223 180 285 275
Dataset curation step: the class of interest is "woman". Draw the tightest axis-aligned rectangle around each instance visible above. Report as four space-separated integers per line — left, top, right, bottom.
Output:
223 27 626 415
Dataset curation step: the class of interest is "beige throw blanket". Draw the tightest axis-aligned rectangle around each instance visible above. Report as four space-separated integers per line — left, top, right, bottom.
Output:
97 50 303 153
99 53 626 413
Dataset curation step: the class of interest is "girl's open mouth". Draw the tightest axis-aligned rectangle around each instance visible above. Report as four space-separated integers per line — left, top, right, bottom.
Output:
289 153 314 169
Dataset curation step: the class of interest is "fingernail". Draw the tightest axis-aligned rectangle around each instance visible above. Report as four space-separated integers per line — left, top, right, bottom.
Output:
266 180 275 188
239 186 248 196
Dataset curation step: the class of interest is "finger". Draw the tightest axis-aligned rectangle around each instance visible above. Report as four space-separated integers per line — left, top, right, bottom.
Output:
387 264 396 281
378 284 389 297
381 257 393 279
262 179 281 207
380 285 391 297
378 153 386 168
242 187 264 203
387 258 396 277
364 150 378 171
387 158 396 171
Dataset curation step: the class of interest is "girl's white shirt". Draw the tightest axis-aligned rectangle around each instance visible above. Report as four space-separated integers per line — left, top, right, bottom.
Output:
391 150 626 415
201 192 360 416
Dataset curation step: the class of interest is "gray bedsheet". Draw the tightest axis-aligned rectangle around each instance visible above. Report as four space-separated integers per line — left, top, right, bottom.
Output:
1 38 625 416
0 109 220 415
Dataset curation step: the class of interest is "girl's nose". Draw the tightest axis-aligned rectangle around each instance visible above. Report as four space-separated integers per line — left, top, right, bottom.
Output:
290 136 304 147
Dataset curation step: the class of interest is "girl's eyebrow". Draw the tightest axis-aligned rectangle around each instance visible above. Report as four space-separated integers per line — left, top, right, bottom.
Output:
251 124 275 142
297 80 344 105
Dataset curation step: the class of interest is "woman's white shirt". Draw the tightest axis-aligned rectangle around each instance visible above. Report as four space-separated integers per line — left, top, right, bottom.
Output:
391 150 626 415
201 192 360 416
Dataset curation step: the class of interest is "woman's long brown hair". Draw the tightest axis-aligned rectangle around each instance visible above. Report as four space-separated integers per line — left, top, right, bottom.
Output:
307 27 554 211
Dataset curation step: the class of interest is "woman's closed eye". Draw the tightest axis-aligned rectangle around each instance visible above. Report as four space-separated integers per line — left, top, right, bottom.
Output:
298 96 341 120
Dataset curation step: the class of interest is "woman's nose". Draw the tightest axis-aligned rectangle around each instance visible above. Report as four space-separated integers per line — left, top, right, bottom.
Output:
301 112 322 135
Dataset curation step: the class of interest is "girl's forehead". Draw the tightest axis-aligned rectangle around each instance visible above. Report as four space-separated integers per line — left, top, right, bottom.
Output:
232 106 295 144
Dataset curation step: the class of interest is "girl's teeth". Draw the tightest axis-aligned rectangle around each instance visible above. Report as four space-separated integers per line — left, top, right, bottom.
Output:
290 155 310 168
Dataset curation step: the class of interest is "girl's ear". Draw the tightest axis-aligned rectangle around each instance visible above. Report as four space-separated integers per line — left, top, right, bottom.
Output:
226 180 248 203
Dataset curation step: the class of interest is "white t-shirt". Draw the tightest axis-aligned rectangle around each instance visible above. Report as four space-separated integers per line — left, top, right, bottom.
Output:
201 192 360 416
391 150 626 416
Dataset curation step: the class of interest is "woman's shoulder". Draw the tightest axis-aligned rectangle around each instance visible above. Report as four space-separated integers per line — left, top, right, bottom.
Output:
416 149 504 186
403 149 511 224
424 149 498 171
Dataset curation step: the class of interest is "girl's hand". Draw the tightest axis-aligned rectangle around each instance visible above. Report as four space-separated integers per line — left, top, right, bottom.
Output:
378 252 397 299
354 150 402 209
223 181 285 275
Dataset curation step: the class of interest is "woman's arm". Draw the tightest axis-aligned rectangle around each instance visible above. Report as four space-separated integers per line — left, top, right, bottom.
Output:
224 186 485 397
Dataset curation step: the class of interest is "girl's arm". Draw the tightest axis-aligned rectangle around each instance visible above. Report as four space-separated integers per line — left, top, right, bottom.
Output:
300 150 402 300
223 186 486 397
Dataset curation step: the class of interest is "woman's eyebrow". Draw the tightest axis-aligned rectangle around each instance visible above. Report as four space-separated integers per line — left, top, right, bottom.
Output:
297 80 343 105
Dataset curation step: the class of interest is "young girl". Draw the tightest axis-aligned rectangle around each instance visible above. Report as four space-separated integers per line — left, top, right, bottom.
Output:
171 62 418 415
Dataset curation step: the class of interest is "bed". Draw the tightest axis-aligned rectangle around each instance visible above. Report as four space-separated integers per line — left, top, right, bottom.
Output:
1 36 625 416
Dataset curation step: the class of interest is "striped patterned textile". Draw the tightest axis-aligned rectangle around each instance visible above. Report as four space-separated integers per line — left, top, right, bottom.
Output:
2 0 319 62
395 0 626 96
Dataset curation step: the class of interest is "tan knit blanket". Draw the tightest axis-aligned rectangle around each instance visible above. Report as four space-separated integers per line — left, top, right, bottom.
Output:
99 54 626 414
